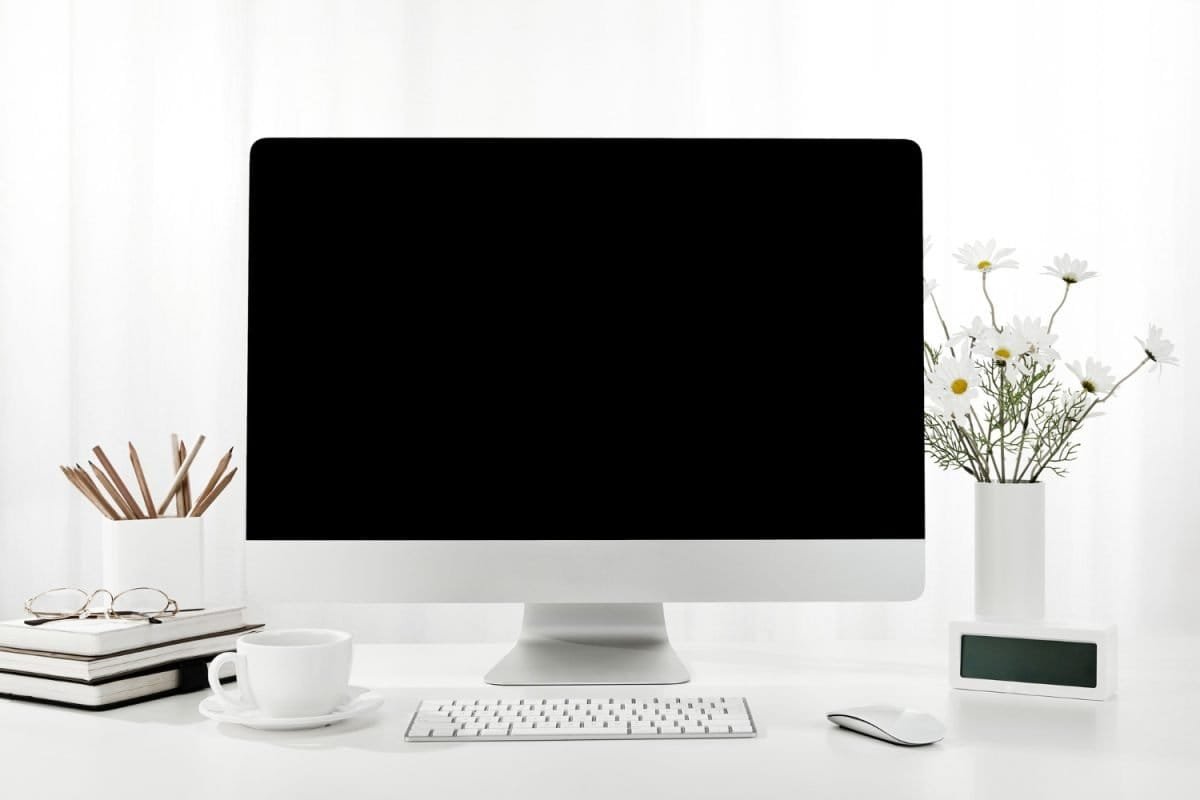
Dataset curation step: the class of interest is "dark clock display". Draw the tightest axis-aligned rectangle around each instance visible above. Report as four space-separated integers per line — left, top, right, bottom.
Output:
960 635 1098 688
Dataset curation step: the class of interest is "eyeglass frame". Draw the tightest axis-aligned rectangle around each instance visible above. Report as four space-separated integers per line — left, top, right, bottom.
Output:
23 586 181 624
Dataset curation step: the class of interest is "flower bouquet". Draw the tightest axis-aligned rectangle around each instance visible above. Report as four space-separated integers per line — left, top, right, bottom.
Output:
923 239 1178 483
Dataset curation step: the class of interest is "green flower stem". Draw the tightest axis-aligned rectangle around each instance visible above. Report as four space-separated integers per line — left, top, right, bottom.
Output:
1011 363 1040 482
929 292 957 356
1046 282 1071 334
967 410 999 479
1097 356 1151 402
982 272 1000 332
1029 356 1151 481
954 421 989 481
998 367 1007 481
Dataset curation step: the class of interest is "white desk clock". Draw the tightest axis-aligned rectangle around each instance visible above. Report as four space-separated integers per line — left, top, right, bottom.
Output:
949 620 1117 701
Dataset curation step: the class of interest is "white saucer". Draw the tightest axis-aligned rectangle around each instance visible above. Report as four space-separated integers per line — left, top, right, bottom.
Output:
199 686 384 731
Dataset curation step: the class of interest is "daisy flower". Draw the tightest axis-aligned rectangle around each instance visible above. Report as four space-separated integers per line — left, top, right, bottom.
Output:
1042 253 1098 284
926 352 980 417
1066 358 1116 395
1135 324 1180 368
979 327 1029 367
923 397 949 419
1013 316 1060 366
953 239 1018 274
950 316 990 351
923 278 938 303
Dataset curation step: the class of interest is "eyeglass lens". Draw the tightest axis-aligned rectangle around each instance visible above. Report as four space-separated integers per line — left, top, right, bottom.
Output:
29 587 174 618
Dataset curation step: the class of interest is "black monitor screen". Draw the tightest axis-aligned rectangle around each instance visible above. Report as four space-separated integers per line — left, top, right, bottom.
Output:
248 138 922 540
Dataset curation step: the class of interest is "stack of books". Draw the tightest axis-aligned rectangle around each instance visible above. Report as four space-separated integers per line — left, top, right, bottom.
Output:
0 608 261 710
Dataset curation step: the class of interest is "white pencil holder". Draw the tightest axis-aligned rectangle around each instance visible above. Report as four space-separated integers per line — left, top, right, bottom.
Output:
100 517 205 608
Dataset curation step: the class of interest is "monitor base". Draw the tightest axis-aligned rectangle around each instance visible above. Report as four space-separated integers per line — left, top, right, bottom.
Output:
484 602 691 686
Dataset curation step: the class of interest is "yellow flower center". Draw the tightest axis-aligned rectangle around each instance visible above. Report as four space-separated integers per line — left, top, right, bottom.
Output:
950 378 969 395
994 348 1011 360
977 260 992 270
1081 379 1096 393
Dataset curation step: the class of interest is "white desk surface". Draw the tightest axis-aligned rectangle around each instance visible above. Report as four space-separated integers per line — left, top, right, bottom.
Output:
2 640 1196 800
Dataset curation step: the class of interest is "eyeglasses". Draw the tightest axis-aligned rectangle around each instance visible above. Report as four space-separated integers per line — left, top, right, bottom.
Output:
23 587 198 626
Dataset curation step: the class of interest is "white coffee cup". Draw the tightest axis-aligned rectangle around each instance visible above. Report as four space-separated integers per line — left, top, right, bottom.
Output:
207 628 352 718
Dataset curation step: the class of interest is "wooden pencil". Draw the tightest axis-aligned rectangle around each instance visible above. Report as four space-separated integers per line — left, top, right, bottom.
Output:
190 466 237 517
73 465 123 520
73 468 120 520
157 434 206 516
190 446 233 513
89 461 137 519
179 441 192 515
92 445 144 519
60 466 104 518
128 442 157 519
61 466 117 520
171 434 185 517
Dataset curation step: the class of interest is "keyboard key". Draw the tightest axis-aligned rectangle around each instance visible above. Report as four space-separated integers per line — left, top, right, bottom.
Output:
405 696 756 742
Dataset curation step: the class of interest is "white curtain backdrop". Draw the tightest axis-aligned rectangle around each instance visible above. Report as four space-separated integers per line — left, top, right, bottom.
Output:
1 0 1197 644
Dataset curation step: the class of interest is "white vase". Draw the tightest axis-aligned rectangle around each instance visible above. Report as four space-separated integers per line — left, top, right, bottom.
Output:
101 517 205 608
974 482 1045 621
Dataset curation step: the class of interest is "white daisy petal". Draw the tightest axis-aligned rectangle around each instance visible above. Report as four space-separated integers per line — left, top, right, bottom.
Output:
955 239 1019 274
1136 324 1180 369
1043 253 1098 284
1063 357 1115 395
926 352 982 418
923 278 938 303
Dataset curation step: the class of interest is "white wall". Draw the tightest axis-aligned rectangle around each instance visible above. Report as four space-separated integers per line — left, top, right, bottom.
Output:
0 0 1197 643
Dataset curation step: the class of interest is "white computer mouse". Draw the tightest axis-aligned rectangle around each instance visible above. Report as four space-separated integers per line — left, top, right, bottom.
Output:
826 704 945 746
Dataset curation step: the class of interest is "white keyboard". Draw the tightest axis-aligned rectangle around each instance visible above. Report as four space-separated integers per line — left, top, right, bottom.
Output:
405 696 757 741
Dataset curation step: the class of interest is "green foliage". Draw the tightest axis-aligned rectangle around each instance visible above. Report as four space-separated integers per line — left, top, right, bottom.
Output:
924 342 1095 483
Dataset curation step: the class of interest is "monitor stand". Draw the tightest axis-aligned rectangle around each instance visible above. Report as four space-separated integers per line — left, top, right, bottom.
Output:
484 603 690 686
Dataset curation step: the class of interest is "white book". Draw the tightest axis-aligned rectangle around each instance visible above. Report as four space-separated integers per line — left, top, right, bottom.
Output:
0 624 262 682
0 607 247 657
0 658 223 709
0 669 181 707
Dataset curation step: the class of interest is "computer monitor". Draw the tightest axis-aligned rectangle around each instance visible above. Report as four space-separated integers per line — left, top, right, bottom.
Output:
246 138 923 685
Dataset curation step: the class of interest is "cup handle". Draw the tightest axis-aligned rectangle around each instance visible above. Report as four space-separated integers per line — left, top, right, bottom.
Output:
208 652 249 709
